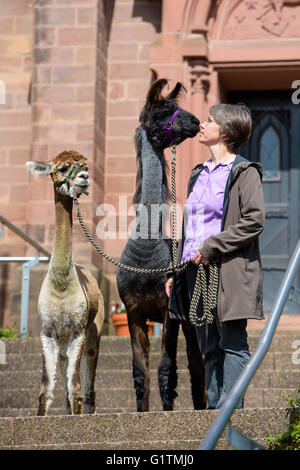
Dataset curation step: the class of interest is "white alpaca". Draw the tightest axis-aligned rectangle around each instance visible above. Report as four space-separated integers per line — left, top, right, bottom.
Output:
26 150 104 415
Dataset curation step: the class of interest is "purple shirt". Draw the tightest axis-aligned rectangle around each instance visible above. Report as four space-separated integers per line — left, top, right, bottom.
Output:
181 158 234 263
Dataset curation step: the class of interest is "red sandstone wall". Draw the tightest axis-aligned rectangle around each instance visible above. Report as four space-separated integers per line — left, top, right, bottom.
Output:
103 0 162 272
0 0 34 327
0 0 162 329
29 0 102 263
0 0 107 329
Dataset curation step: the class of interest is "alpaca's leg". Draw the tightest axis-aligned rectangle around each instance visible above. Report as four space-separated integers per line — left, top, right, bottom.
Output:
66 333 85 414
181 320 207 410
158 313 179 411
59 345 71 414
37 333 59 416
128 310 150 412
81 322 100 414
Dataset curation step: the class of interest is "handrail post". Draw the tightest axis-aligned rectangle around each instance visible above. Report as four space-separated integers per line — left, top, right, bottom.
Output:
20 256 40 338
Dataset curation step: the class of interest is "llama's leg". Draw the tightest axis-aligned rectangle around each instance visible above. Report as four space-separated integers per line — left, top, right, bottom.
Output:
158 313 179 411
81 322 101 414
66 333 85 414
37 333 59 416
128 310 150 412
181 320 207 410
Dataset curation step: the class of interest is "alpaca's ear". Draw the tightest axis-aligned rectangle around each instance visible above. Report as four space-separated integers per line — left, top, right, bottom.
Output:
145 78 169 110
25 161 52 176
166 82 187 103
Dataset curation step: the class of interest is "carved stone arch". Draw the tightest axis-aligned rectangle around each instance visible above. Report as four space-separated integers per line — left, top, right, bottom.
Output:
210 0 243 39
181 0 223 36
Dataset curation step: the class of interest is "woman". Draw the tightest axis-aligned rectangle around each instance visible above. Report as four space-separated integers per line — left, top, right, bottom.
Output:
166 103 265 409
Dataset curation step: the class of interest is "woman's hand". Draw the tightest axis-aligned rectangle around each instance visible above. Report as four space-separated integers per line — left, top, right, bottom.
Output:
192 250 209 266
165 278 173 298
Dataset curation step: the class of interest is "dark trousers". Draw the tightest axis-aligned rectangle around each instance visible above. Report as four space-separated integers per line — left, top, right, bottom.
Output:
185 264 250 409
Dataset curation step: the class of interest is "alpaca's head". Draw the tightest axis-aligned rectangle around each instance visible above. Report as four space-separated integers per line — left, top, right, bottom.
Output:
138 78 200 149
25 150 90 198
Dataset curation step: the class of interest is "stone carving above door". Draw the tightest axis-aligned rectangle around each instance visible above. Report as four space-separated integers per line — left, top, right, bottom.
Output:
216 0 300 39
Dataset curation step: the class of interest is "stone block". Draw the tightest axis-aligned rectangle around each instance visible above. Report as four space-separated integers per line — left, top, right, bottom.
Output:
58 27 96 46
34 27 56 47
0 18 14 34
107 118 138 138
33 65 52 84
107 100 137 117
0 36 32 54
109 23 157 42
75 85 95 103
77 6 97 25
0 0 31 16
9 185 28 204
108 81 125 100
0 203 26 222
32 123 76 143
106 137 135 156
52 64 95 84
32 103 51 123
34 46 75 65
32 84 75 103
51 103 94 122
35 6 76 26
0 111 30 127
75 46 97 64
108 63 151 80
76 124 94 141
15 16 34 34
0 56 22 72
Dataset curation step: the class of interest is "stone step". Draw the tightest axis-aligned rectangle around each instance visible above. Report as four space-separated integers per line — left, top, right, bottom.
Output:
0 352 194 371
0 384 297 411
0 349 298 372
0 368 299 391
3 333 300 355
0 408 290 450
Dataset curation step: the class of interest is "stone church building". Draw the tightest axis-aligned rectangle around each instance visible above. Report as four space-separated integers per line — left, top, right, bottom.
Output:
0 0 299 333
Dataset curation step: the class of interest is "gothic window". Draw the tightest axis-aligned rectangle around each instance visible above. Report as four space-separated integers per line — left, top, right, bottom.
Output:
259 125 281 181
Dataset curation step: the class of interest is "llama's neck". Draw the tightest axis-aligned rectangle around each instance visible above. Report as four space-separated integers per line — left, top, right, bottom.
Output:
133 130 167 240
49 190 74 290
140 130 164 206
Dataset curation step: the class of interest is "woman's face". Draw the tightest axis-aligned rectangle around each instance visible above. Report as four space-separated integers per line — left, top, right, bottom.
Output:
198 114 222 147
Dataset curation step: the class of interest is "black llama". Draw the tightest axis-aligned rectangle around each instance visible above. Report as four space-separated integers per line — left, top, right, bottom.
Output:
117 78 207 412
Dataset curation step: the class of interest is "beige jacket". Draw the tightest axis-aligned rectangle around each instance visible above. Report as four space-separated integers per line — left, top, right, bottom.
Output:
169 156 265 322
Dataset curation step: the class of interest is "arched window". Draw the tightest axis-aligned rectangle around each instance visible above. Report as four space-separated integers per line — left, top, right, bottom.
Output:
259 126 281 181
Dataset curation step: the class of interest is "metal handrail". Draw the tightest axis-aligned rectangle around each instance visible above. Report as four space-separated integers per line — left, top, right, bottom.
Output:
0 215 51 258
199 238 300 450
0 215 51 337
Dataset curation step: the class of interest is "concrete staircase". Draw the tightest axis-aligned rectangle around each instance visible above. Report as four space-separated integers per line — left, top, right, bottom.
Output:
0 332 299 449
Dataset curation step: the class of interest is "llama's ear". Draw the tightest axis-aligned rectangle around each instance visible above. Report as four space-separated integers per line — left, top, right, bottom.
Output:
25 161 52 176
166 82 187 103
145 78 169 110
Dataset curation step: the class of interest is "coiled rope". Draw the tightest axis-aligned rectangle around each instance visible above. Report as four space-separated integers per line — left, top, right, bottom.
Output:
73 145 218 325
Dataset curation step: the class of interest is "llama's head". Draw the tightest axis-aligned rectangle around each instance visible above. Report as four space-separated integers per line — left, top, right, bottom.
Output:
25 150 90 198
138 78 200 149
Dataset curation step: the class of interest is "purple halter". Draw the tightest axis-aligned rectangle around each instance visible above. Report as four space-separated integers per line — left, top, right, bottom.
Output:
142 109 181 145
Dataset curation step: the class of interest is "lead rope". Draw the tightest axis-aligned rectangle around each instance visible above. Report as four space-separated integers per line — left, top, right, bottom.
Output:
73 146 218 325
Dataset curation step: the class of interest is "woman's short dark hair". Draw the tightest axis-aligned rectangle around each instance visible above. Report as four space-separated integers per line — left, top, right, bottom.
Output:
209 103 252 152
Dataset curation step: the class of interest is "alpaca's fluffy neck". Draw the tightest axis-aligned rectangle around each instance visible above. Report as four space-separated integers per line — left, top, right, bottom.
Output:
49 189 74 290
